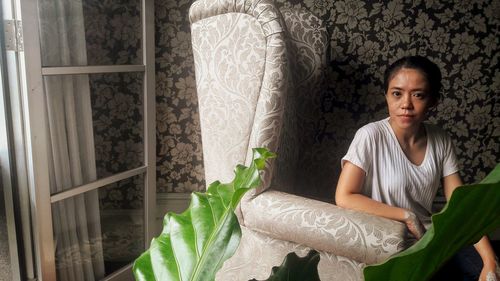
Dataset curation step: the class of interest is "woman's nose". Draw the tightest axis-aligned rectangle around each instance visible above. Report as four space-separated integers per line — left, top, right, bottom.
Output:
401 94 413 109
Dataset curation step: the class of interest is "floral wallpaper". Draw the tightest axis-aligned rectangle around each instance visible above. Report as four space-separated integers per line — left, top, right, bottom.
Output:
155 0 499 200
80 0 499 201
83 0 142 65
82 1 145 208
155 0 205 193
88 72 145 209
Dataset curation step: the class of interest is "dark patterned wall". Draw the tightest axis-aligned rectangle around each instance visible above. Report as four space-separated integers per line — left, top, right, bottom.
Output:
83 1 145 208
285 0 500 199
155 0 499 199
155 0 205 193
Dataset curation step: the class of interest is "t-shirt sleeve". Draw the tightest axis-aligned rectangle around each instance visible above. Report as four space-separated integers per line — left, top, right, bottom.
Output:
341 127 372 173
442 133 460 177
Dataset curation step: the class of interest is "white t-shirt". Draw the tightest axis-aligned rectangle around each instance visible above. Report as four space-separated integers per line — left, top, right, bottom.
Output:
341 117 460 227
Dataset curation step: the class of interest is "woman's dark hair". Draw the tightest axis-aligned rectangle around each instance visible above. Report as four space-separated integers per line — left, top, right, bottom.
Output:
383 56 442 104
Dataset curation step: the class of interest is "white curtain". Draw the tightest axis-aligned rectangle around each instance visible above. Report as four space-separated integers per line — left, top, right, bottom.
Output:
38 0 105 280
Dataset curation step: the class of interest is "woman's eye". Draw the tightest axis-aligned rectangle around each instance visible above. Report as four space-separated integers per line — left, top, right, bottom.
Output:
392 91 401 97
413 93 425 99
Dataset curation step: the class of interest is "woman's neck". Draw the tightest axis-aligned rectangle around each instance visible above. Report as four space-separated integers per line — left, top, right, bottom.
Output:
388 118 426 145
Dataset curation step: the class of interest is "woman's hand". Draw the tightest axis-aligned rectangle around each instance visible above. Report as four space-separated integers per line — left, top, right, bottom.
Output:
403 210 426 240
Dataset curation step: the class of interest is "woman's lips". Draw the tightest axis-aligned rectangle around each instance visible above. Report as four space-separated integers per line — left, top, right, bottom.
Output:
398 115 415 121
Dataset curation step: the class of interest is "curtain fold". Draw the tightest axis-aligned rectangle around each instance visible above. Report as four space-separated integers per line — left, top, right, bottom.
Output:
38 0 105 280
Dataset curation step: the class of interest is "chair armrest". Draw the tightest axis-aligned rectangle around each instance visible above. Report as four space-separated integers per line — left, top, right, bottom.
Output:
240 190 410 264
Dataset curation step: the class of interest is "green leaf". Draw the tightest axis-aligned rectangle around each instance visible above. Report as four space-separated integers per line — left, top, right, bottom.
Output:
133 148 276 281
364 164 500 281
249 250 321 281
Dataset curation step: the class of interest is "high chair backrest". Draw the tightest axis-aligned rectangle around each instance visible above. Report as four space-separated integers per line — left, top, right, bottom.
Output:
190 0 328 197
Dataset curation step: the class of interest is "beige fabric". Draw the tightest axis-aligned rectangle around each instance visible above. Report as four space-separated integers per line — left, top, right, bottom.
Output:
269 6 331 196
280 7 332 198
244 27 289 194
191 12 267 185
241 191 408 264
190 0 289 193
217 226 364 281
190 0 285 37
189 0 408 279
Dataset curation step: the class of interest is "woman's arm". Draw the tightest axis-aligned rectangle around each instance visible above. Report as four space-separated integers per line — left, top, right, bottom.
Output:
335 161 425 239
443 173 499 281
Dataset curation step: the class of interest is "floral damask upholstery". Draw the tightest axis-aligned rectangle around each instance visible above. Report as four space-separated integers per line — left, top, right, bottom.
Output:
189 0 408 280
241 191 408 265
190 0 289 192
218 225 365 281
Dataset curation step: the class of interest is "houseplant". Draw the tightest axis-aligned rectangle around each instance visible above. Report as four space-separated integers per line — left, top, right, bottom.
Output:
133 148 277 281
364 163 500 281
134 148 500 280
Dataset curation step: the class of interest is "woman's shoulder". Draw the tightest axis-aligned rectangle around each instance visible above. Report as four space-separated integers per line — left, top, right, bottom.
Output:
357 118 390 137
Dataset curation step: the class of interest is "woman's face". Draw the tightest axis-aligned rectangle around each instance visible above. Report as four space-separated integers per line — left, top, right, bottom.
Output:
385 68 433 131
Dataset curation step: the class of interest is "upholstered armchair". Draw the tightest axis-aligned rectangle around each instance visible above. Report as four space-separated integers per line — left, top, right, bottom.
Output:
189 0 409 280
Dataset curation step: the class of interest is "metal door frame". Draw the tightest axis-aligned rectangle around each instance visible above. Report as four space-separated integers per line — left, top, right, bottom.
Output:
16 0 156 279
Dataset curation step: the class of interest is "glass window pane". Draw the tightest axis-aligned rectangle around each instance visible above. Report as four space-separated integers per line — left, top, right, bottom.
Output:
52 174 144 280
38 0 142 67
43 72 144 195
90 72 144 178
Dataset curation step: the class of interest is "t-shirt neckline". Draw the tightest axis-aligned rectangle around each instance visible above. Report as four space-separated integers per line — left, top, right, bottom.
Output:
383 117 430 168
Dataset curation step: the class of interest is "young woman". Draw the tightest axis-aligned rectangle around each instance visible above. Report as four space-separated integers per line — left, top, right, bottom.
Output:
335 56 498 281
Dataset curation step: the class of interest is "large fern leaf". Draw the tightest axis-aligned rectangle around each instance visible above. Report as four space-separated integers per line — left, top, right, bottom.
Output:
133 148 276 281
364 164 500 281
